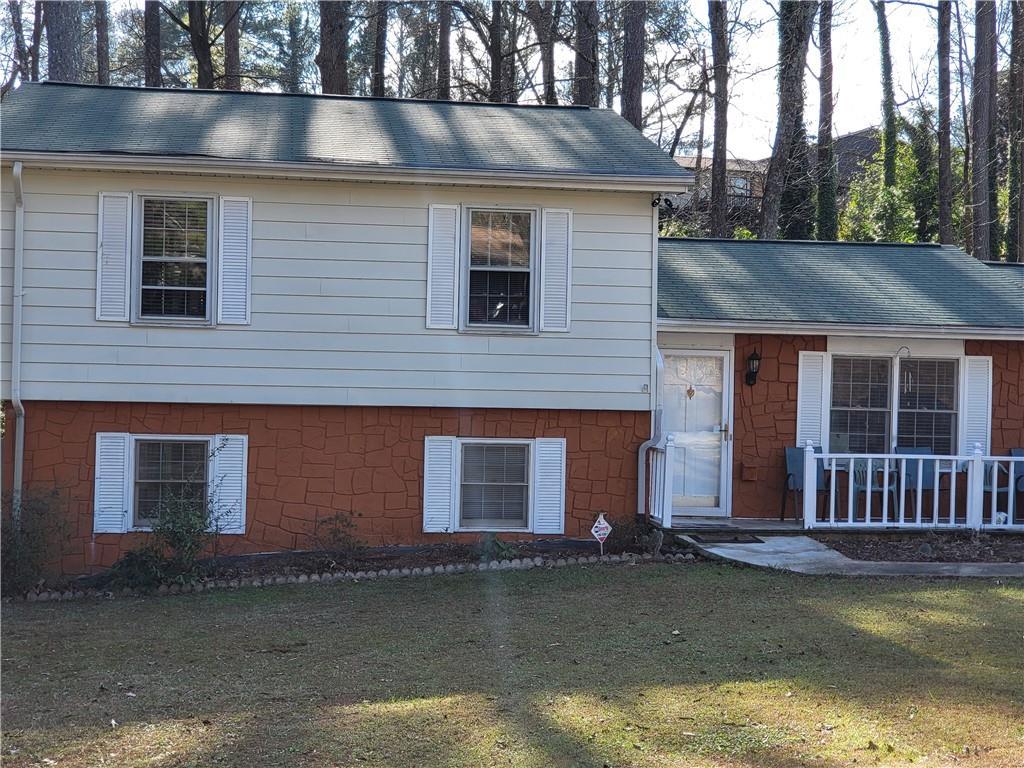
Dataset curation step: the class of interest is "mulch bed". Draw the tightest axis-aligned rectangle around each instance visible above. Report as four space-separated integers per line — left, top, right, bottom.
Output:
202 540 607 580
814 532 1024 563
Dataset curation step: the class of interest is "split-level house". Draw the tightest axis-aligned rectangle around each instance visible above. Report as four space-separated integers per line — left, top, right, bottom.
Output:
1 83 1022 577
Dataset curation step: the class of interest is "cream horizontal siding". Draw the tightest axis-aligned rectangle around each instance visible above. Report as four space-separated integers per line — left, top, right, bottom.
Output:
0 181 12 399
2 168 656 410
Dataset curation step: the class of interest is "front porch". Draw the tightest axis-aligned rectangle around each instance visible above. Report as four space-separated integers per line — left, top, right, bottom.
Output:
648 435 1024 532
644 336 1024 533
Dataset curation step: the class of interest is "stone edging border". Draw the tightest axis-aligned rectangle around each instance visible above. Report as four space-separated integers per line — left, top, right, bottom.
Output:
16 551 699 603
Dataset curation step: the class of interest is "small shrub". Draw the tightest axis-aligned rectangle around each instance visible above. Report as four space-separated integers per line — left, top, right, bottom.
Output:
108 547 167 591
602 515 657 555
1 488 68 596
474 532 520 562
311 511 365 556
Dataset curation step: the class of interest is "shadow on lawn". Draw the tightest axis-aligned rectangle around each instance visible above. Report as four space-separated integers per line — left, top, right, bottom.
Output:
3 565 1022 767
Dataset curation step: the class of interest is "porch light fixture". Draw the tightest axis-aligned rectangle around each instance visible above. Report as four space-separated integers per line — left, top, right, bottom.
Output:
745 351 761 386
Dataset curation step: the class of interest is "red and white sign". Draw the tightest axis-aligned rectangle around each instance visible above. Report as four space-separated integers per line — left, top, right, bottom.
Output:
591 513 612 544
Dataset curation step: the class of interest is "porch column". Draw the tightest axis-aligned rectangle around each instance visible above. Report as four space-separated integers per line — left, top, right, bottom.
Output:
802 441 817 528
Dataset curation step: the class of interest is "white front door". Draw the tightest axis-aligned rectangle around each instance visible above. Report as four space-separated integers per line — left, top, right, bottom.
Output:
662 351 732 517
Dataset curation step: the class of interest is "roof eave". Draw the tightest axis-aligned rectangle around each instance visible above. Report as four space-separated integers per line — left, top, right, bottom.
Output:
657 317 1024 341
1 151 693 192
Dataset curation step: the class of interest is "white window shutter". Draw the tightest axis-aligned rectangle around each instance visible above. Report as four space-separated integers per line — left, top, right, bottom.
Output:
426 204 460 329
423 436 457 532
218 197 252 324
960 356 993 454
532 438 566 534
94 433 130 533
210 434 248 534
796 351 828 448
96 192 132 321
540 209 572 332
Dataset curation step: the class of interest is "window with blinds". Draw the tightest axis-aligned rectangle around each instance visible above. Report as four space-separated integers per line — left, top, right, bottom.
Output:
896 359 959 454
467 209 533 327
134 439 209 529
829 356 892 453
139 197 211 320
459 443 530 529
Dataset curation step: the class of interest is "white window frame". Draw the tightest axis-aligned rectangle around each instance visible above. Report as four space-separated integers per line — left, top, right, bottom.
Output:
727 175 751 196
453 437 535 533
895 357 960 455
823 352 965 453
128 434 213 532
132 193 217 326
460 206 540 334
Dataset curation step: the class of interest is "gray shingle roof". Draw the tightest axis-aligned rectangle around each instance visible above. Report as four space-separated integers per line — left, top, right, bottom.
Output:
658 239 1024 330
1 82 689 180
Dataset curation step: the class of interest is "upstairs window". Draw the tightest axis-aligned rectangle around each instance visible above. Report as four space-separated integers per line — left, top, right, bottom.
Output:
728 175 751 196
467 209 534 328
139 197 212 320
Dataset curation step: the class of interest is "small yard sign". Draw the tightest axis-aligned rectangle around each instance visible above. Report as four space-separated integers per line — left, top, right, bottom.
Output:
591 513 612 556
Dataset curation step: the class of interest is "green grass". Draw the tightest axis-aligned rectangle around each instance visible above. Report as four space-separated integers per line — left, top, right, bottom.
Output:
2 563 1023 767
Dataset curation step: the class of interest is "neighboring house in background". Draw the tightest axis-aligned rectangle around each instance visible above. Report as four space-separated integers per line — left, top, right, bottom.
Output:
669 155 765 209
1 84 1021 578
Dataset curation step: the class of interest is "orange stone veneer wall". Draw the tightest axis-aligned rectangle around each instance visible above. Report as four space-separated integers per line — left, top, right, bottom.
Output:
965 340 1024 455
730 334 827 519
1 402 649 575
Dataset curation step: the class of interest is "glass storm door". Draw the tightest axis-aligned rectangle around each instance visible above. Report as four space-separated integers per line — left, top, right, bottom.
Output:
662 351 732 517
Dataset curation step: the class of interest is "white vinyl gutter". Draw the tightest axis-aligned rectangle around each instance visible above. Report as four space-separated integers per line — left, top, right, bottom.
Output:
11 161 25 515
1 152 693 194
657 317 1024 341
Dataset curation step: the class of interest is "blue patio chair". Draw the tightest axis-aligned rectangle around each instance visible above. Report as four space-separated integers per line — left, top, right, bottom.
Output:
781 446 829 521
896 446 940 513
852 457 899 522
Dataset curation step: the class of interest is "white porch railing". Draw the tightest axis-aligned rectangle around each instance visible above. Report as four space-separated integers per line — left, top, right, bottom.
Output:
801 442 1024 530
647 434 675 528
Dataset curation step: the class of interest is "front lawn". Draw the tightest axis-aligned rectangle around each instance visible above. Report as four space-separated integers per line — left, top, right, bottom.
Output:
2 564 1022 767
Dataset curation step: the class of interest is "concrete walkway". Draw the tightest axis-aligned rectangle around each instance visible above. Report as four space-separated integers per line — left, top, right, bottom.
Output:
681 535 1024 578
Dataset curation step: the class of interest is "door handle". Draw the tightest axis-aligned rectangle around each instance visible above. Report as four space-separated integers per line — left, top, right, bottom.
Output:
721 423 730 441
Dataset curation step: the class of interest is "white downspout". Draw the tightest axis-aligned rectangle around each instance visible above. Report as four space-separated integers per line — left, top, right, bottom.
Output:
636 348 665 520
11 161 25 516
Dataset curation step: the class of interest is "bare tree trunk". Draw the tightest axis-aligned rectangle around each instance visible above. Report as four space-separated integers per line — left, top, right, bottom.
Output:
1008 0 1023 262
971 0 996 261
815 0 837 241
223 0 241 90
955 0 972 252
573 0 598 106
29 0 42 81
94 1 109 84
437 0 451 99
175 1 216 88
488 0 503 101
621 0 645 129
708 0 728 237
937 0 954 244
43 0 84 82
690 62 708 215
8 1 30 82
144 0 162 87
526 1 556 104
758 0 816 240
873 0 896 189
316 0 350 94
371 0 388 97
